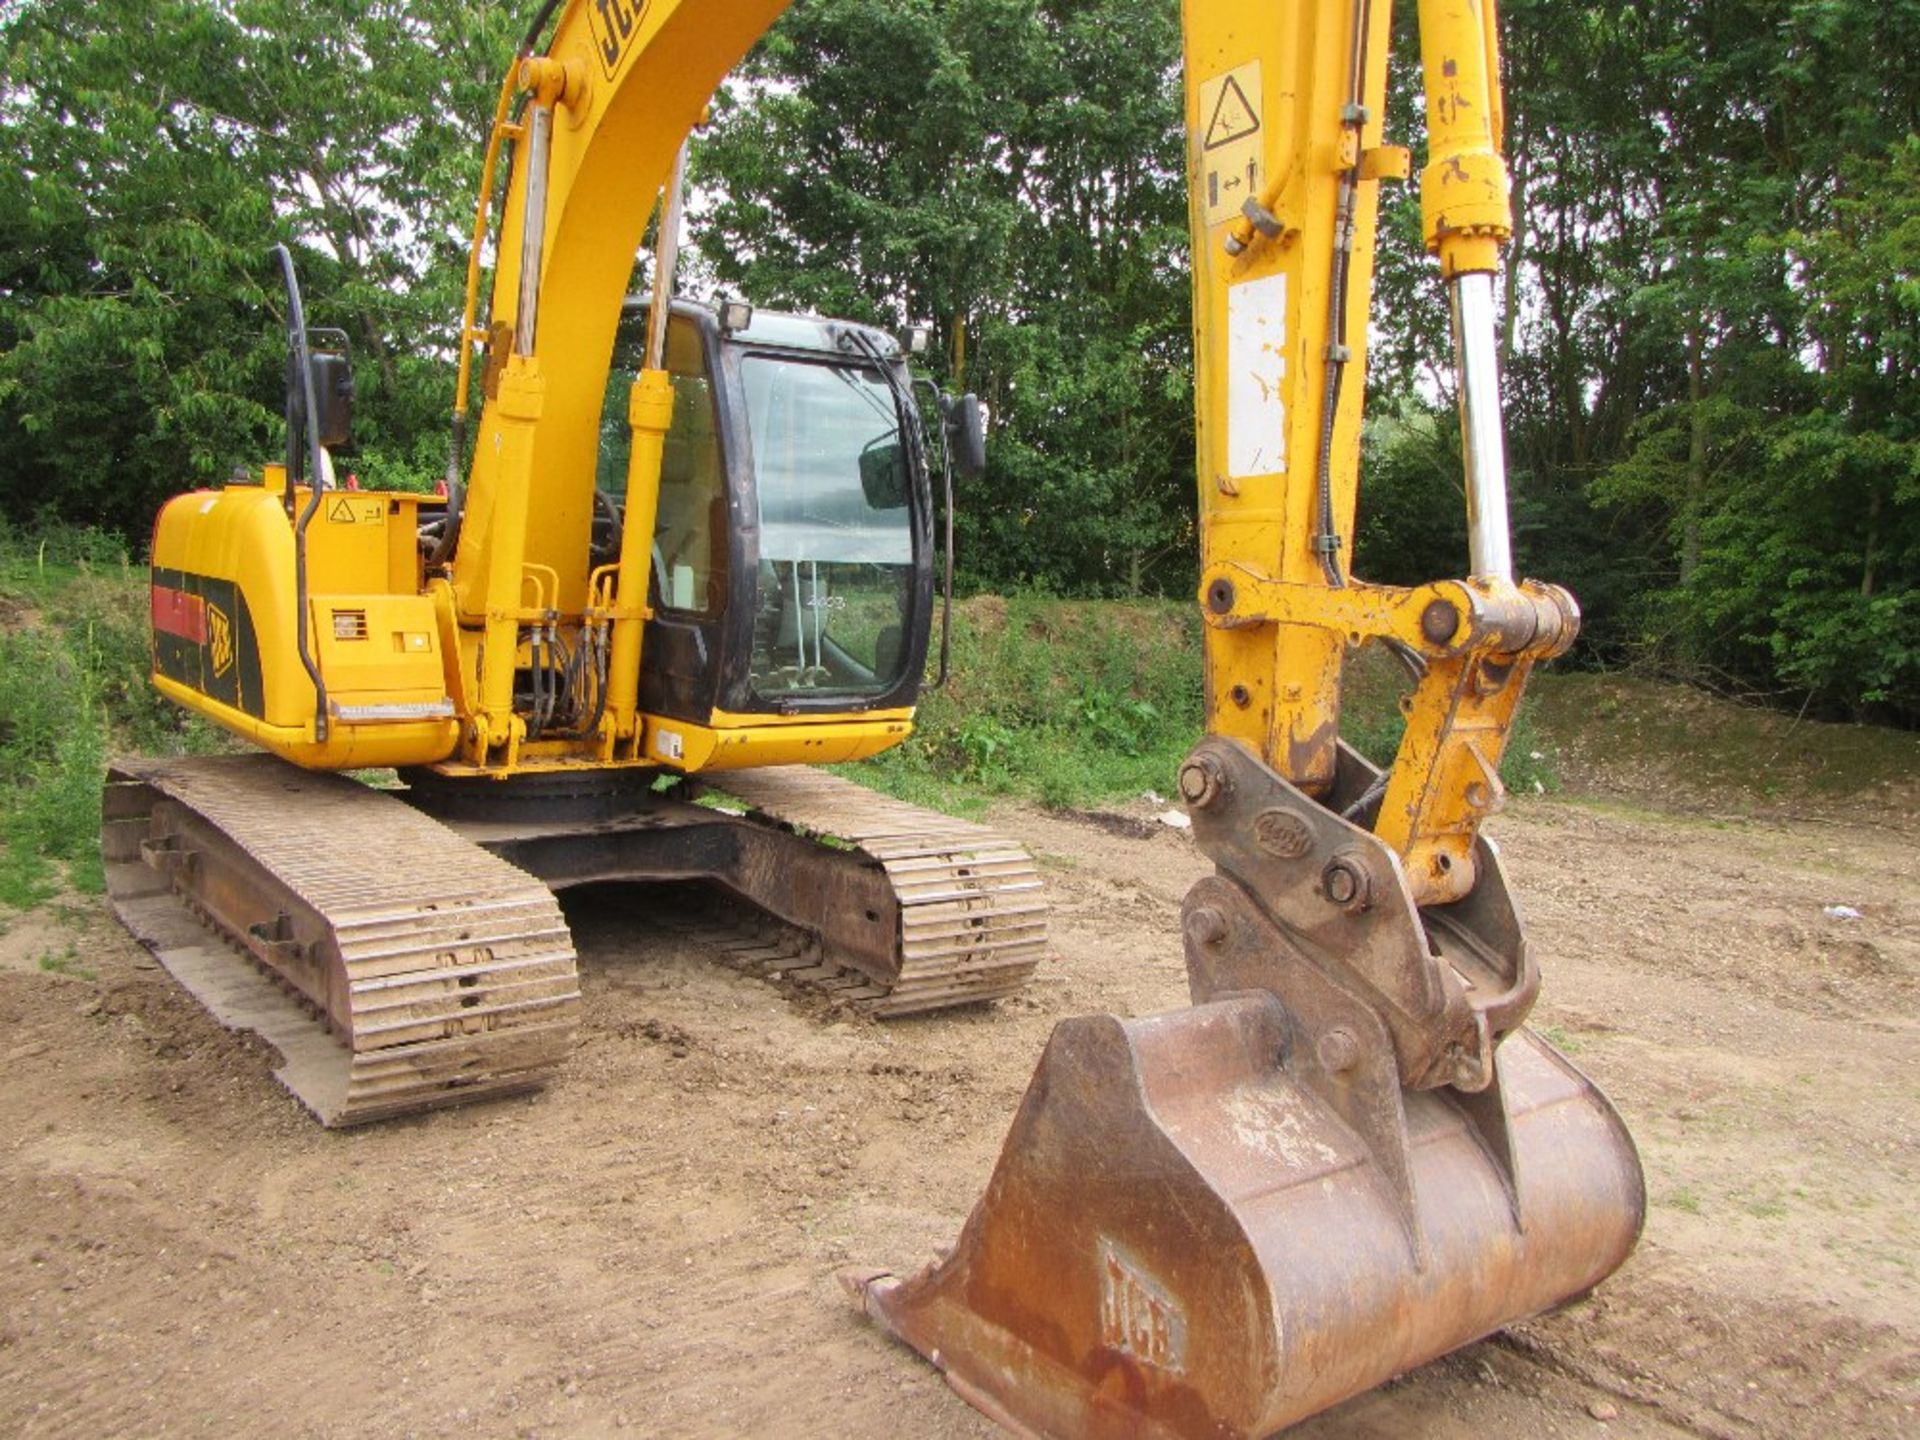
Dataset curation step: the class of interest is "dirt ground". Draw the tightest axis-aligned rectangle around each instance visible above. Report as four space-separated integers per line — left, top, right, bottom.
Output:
1 785 1915 1439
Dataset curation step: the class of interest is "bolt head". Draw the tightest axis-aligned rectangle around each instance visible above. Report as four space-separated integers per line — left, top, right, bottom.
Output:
1185 906 1228 947
1178 754 1226 808
1420 598 1462 645
1320 853 1372 912
1317 1027 1361 1074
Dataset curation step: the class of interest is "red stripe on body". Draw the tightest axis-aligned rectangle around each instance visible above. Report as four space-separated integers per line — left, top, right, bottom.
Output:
152 585 208 644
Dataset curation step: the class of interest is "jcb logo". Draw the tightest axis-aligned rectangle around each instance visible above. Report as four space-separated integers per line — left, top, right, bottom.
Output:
1098 1239 1187 1372
587 0 649 79
207 603 234 678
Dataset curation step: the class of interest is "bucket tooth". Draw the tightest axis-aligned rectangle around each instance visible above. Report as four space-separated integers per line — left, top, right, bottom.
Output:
852 996 1643 1439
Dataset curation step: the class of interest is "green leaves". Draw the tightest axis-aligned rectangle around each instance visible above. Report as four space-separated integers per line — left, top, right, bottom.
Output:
0 0 514 532
692 0 1194 596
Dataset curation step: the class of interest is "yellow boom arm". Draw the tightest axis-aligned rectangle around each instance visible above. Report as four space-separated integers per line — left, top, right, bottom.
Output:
1185 0 1572 904
448 0 1570 896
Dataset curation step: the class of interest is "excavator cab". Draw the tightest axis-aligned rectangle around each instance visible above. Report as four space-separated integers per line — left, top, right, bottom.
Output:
592 300 937 730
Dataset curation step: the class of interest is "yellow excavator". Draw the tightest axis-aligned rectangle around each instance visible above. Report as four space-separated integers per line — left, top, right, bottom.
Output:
103 0 1645 1432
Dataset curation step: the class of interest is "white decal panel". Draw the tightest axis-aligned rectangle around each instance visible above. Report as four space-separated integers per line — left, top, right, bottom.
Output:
1227 271 1288 478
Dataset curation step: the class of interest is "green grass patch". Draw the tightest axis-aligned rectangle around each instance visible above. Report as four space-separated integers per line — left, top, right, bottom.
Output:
1535 1024 1587 1056
836 594 1207 812
0 520 226 904
1528 670 1918 809
1662 1185 1706 1216
839 595 1562 812
37 944 96 981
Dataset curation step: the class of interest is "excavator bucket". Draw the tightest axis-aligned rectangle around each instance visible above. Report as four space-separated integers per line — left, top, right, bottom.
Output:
851 739 1645 1437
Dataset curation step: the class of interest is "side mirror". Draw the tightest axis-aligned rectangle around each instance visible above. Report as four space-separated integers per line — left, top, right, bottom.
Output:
308 352 354 449
304 329 354 449
941 393 987 478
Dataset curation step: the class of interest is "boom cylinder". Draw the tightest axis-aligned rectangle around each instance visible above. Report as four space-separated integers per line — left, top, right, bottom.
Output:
645 142 689 373
1418 0 1517 582
602 371 671 749
514 102 554 357
1451 271 1512 581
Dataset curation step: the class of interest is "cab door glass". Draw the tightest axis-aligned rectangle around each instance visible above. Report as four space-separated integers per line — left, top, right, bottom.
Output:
597 319 728 616
740 357 916 701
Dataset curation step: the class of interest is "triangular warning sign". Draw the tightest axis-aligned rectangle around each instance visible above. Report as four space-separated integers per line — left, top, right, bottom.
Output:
1204 76 1259 151
326 496 356 523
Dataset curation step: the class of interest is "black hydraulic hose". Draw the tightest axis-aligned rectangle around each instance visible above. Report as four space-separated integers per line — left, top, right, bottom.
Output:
1313 0 1375 589
431 411 466 566
916 378 957 690
520 0 564 53
935 428 956 688
272 244 332 742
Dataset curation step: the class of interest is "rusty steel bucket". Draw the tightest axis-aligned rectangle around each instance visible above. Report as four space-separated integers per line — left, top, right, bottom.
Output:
851 740 1644 1437
851 999 1642 1438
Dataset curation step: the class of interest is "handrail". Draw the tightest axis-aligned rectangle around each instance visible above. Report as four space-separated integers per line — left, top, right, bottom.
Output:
270 243 332 743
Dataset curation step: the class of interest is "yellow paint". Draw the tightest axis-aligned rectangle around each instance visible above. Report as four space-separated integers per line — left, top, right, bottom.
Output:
642 713 914 772
153 675 457 769
599 368 673 756
1417 0 1513 277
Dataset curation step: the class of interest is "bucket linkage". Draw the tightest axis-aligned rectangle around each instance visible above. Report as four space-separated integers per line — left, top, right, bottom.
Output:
850 736 1644 1439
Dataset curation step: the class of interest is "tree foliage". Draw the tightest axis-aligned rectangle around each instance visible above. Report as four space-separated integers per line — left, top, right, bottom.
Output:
0 0 515 534
693 0 1195 596
1365 0 1919 720
1 0 1913 719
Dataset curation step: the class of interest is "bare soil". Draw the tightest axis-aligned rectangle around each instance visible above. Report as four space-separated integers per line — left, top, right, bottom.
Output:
1 789 1915 1439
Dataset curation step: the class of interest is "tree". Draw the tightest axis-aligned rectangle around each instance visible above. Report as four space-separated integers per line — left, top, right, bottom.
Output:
0 0 517 536
692 0 1196 596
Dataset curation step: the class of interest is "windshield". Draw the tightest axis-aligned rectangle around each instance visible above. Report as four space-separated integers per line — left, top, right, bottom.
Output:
741 355 917 701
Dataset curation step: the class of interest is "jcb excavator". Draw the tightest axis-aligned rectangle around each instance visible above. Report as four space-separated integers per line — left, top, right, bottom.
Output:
104 0 1645 1433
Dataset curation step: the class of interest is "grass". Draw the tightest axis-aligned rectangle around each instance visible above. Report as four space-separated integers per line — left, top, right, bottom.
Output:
1664 1185 1706 1216
836 594 1208 815
837 593 1562 814
1535 1024 1587 1056
1529 670 1918 811
0 516 1908 920
37 945 97 982
0 519 225 907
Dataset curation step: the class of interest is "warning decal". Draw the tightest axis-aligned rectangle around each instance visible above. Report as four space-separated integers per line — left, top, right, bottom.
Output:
325 496 384 525
1204 75 1259 150
1198 62 1262 228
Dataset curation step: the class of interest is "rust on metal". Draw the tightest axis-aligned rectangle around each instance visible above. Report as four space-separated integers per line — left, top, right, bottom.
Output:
410 766 1048 1018
712 769 1047 1014
853 1002 1643 1439
103 755 581 1126
852 736 1644 1437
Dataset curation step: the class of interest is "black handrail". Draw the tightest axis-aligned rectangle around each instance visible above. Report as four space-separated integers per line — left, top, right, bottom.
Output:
271 243 331 743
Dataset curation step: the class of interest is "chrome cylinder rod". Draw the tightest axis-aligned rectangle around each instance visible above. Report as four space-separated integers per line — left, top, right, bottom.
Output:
1449 270 1513 582
645 141 691 373
513 103 554 358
